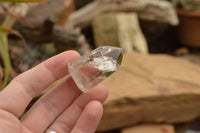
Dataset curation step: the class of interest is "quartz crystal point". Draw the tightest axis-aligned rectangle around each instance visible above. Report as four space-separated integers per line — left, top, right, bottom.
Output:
68 46 123 93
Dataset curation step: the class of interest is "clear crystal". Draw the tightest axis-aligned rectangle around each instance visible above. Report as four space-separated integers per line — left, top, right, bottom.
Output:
68 46 123 93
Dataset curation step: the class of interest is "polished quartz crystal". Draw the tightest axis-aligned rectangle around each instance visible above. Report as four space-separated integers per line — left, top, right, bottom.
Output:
68 46 123 93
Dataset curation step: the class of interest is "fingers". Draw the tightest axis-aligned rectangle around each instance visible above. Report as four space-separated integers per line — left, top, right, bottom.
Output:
71 101 103 133
22 83 108 133
0 51 80 117
47 84 108 132
21 77 81 133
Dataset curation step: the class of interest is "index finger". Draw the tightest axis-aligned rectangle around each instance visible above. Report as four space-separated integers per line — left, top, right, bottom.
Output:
0 50 80 117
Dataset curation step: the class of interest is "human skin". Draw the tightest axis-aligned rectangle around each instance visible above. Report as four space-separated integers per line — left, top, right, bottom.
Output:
0 50 108 133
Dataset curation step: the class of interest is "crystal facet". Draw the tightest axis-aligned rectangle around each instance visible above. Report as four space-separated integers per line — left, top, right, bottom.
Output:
68 46 123 93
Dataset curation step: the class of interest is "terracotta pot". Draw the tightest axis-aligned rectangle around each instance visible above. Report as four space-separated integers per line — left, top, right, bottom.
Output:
177 9 200 47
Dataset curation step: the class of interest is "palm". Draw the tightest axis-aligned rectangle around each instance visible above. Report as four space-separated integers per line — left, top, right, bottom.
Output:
0 51 108 133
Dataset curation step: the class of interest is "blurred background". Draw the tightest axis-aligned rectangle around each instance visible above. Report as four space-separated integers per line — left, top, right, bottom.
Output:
1 0 200 133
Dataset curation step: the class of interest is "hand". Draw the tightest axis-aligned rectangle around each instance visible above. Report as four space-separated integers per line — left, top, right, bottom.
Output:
0 51 108 133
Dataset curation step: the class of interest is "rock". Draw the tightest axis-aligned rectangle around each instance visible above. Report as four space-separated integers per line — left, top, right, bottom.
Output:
177 54 200 66
174 47 189 56
92 13 148 54
97 53 200 131
121 124 175 133
66 0 179 28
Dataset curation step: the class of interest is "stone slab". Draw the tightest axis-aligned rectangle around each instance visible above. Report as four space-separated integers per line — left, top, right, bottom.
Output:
121 124 175 133
97 53 200 131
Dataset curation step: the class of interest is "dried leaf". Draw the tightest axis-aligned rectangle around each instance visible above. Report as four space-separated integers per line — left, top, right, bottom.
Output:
0 26 26 48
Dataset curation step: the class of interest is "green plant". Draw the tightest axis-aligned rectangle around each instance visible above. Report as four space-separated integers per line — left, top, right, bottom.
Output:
170 0 200 11
0 0 43 90
0 26 11 89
